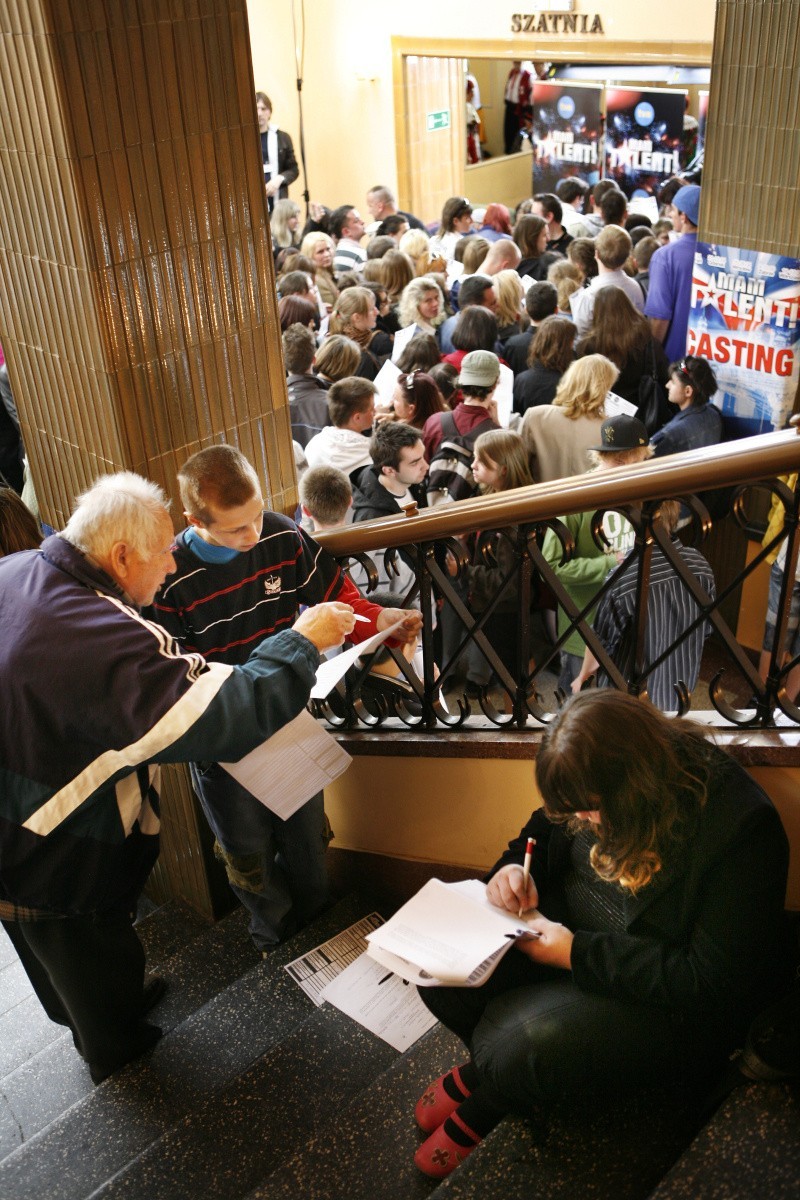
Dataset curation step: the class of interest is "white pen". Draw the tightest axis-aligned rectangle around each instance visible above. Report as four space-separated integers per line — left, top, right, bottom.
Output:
519 836 536 917
352 614 370 623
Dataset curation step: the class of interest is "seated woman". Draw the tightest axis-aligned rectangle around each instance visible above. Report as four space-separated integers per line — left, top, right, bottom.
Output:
578 287 671 432
651 355 723 457
413 690 791 1178
328 287 392 380
520 353 618 482
392 276 446 363
513 314 576 416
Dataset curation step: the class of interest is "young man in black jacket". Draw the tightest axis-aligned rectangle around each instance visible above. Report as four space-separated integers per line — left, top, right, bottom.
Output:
352 422 428 522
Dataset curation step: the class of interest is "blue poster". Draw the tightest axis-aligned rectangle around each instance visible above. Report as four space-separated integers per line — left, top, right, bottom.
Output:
604 87 685 200
531 81 603 193
688 243 800 437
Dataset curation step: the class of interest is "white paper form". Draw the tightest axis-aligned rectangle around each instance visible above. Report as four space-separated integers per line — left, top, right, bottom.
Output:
604 390 639 418
310 617 406 699
284 913 384 1006
373 357 402 408
366 878 537 986
320 952 438 1051
219 708 352 819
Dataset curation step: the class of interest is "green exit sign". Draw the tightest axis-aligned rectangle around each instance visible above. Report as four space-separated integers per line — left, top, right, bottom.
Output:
426 109 450 132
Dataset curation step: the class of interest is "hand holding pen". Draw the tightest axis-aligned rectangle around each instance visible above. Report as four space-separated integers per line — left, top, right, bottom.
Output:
486 840 538 916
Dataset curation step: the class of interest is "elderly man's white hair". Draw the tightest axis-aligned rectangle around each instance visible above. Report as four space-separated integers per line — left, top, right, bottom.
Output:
63 472 170 559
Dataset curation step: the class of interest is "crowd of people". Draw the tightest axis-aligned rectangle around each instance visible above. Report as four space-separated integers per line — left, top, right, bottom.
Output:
272 167 728 719
0 92 793 1190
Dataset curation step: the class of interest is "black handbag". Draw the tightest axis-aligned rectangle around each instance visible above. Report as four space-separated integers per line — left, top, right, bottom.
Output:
636 339 669 435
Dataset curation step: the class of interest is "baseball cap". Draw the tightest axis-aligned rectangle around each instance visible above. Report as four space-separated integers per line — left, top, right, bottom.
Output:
458 350 500 388
673 185 701 227
591 415 649 451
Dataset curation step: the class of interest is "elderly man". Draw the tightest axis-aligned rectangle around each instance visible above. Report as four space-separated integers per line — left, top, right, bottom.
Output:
0 471 359 1083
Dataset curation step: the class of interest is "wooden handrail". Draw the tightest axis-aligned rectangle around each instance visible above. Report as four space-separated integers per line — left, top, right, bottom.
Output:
316 427 800 556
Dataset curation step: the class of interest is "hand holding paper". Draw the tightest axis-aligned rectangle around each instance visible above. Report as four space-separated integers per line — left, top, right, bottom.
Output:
294 602 359 652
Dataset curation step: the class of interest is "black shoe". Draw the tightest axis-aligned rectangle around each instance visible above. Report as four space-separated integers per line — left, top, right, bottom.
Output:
141 977 168 1015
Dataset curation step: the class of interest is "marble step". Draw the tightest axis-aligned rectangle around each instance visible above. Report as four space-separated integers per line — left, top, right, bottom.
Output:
245 1022 464 1200
0 902 255 1158
0 894 376 1200
647 1081 800 1200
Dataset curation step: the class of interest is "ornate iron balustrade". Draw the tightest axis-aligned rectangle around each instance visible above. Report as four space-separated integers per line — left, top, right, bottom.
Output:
311 429 800 731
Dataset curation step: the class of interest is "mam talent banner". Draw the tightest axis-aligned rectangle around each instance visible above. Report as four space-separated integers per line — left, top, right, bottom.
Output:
688 243 800 437
531 81 603 193
604 88 685 199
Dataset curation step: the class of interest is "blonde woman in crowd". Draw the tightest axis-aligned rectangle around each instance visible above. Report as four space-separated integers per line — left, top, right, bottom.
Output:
493 269 526 345
520 353 618 482
382 250 416 313
300 231 339 309
399 228 447 278
270 198 301 254
392 275 446 363
328 286 392 380
547 259 583 313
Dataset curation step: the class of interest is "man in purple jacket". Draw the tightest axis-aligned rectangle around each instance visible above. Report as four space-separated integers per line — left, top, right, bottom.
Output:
0 471 355 1082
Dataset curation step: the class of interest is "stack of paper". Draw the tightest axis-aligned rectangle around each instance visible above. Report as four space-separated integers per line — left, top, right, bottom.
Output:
365 878 540 987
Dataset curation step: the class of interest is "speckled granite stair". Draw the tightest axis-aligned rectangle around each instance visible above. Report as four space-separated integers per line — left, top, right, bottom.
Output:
646 1081 800 1200
0 900 252 1159
0 895 374 1200
251 1038 694 1200
434 1090 694 1200
243 1022 463 1200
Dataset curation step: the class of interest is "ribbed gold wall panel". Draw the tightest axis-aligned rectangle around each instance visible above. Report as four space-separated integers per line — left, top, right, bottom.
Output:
0 1 295 917
0 0 295 528
702 0 800 253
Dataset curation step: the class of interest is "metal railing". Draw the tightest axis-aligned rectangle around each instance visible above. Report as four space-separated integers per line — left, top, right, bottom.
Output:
312 428 800 731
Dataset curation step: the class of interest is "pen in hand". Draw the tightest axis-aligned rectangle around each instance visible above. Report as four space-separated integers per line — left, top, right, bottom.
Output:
519 837 536 918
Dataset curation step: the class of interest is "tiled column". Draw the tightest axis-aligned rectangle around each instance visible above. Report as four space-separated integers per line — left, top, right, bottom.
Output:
702 0 800 256
0 0 295 529
0 0 292 916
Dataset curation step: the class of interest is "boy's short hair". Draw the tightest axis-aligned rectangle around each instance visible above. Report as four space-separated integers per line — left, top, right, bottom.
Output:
534 192 563 223
600 189 627 226
369 421 423 473
283 321 316 372
327 377 377 426
594 224 632 270
299 466 352 527
525 280 558 321
179 445 260 525
282 322 316 374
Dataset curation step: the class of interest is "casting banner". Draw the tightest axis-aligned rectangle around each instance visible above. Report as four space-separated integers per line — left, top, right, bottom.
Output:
531 81 603 193
604 88 685 199
687 243 800 437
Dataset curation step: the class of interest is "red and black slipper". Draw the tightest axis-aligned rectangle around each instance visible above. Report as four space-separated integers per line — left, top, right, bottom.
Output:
414 1063 473 1133
413 1110 483 1179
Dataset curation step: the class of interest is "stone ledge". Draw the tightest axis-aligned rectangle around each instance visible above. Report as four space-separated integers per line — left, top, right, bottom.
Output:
333 713 800 765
